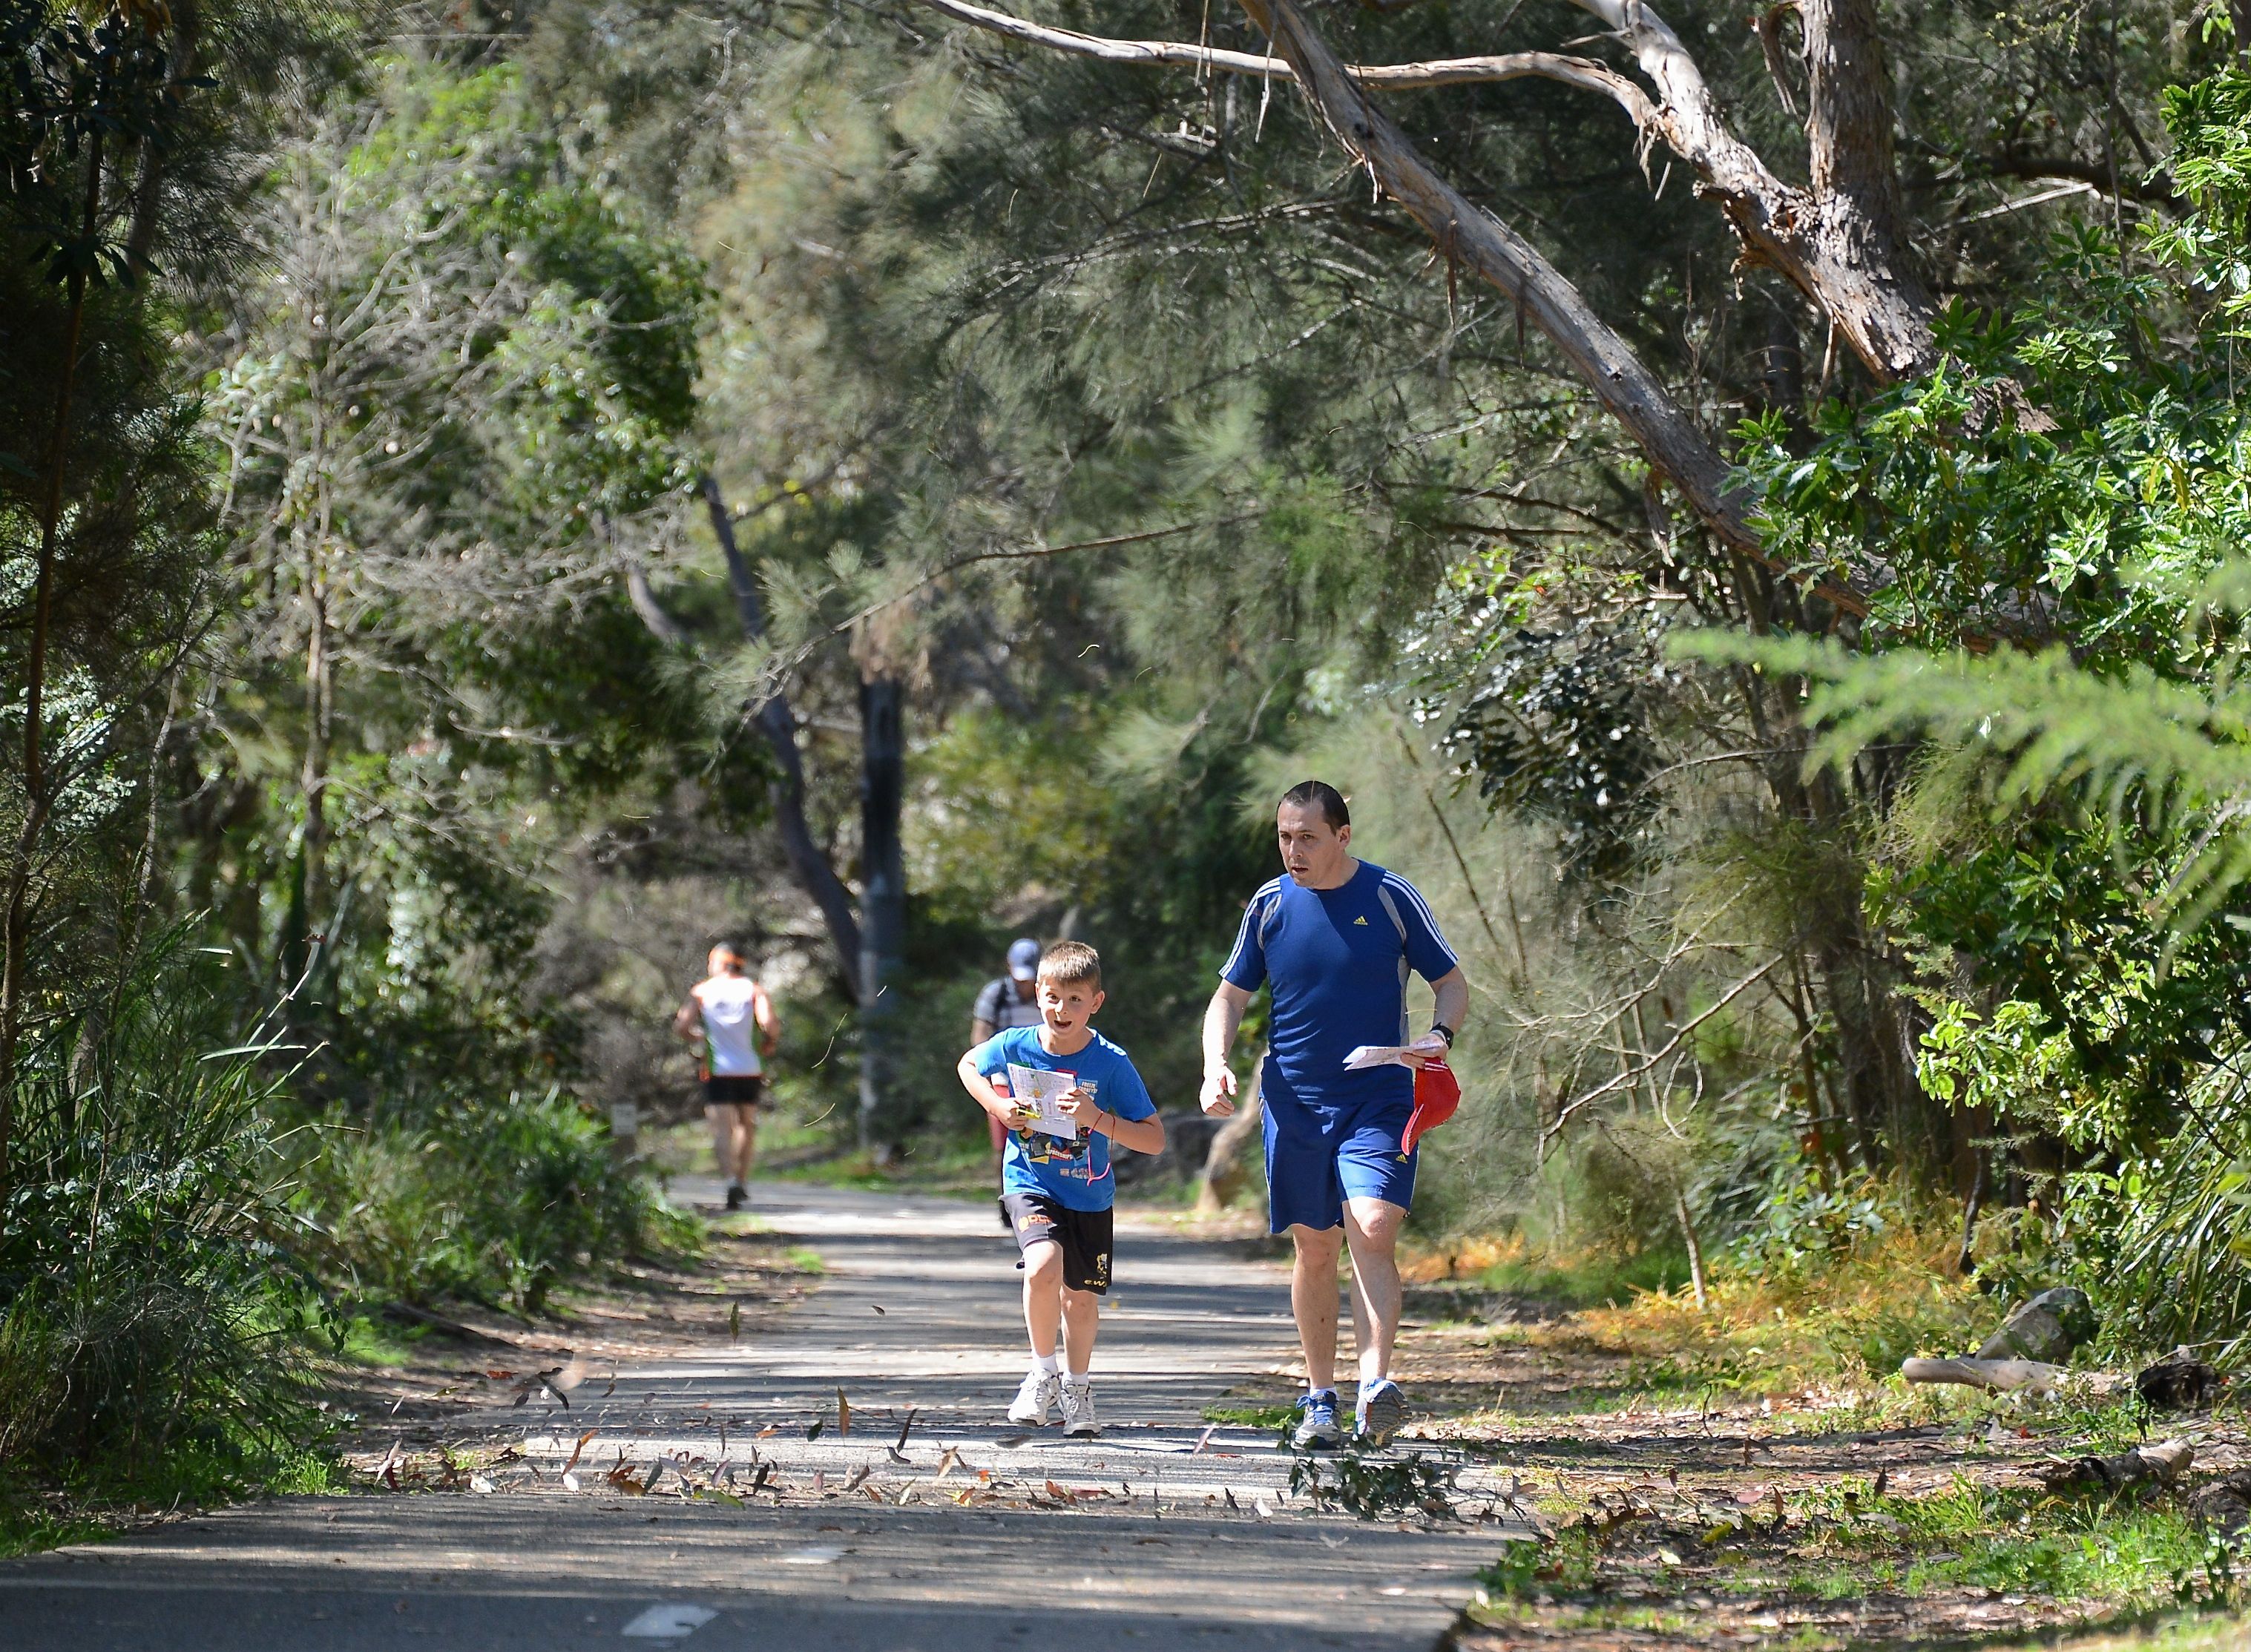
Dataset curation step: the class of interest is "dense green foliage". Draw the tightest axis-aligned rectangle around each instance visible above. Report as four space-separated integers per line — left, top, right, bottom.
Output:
1697 68 2251 1349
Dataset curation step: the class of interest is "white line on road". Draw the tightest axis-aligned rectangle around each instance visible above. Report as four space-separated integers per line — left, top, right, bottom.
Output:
621 1602 717 1639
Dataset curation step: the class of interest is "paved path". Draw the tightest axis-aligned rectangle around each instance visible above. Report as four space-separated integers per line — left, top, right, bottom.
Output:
3 1181 1522 1651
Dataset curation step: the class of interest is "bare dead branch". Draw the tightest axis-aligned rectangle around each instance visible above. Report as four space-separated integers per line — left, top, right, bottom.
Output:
916 0 1654 113
1545 955 1781 1142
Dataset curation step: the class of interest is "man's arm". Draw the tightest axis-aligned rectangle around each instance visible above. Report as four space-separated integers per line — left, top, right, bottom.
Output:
752 982 781 1056
1199 981 1254 1116
970 1018 996 1046
671 995 702 1042
1404 967 1470 1065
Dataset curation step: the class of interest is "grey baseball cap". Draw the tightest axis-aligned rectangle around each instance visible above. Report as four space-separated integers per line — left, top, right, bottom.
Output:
1007 938 1042 979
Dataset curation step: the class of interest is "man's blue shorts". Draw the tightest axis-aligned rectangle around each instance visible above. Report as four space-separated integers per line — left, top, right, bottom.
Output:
1261 1088 1418 1234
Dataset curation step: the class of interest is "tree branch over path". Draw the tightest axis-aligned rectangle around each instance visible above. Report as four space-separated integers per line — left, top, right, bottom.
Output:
916 0 1655 105
913 0 1939 383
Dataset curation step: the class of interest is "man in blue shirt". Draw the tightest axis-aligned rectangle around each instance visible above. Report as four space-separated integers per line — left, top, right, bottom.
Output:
1201 781 1469 1451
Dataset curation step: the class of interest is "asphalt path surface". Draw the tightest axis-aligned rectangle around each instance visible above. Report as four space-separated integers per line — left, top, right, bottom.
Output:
3 1179 1525 1651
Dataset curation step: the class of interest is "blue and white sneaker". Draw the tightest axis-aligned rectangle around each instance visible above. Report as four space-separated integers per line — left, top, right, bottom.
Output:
1356 1378 1406 1447
1288 1389 1344 1451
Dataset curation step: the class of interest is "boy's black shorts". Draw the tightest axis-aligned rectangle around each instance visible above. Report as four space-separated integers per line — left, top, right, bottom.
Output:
1003 1191 1113 1294
704 1075 766 1108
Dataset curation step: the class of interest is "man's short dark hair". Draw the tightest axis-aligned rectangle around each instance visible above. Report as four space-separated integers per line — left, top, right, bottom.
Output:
1278 780 1350 832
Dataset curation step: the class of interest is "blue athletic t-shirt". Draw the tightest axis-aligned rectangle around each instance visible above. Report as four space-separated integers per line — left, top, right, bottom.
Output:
972 1026 1157 1212
1220 860 1459 1114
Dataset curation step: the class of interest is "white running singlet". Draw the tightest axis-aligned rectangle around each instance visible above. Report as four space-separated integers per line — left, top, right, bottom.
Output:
696 976 764 1076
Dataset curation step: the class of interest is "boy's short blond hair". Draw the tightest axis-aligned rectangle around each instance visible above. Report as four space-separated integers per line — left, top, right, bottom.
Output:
1037 941 1102 991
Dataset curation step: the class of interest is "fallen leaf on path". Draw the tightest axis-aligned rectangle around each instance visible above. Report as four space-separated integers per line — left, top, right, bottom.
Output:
935 1447 961 1481
563 1430 597 1472
842 1464 870 1493
806 1420 824 1441
1191 1426 1215 1455
871 1304 886 1314
1318 1533 1348 1549
562 1472 582 1493
1253 1495 1274 1521
1045 1479 1070 1501
994 1434 1028 1449
469 1474 495 1495
837 1388 851 1436
757 1424 778 1439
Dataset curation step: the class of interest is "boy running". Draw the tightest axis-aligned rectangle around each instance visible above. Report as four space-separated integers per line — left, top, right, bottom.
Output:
957 941 1163 1437
673 944 780 1211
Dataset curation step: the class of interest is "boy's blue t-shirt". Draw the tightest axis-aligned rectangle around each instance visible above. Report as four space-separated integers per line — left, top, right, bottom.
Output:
1219 859 1459 1116
971 1025 1157 1212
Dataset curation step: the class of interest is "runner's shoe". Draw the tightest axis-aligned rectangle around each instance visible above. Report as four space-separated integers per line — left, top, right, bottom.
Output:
1287 1389 1343 1451
724 1182 747 1212
1008 1368 1062 1426
1356 1378 1406 1447
1059 1379 1098 1438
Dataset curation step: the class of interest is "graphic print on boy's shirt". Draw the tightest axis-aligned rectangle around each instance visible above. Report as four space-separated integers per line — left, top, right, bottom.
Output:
970 1024 1157 1213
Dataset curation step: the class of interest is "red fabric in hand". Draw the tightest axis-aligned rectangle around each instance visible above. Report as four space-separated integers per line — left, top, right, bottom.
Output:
1404 1056 1460 1155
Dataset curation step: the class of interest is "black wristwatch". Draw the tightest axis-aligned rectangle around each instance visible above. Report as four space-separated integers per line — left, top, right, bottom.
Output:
1430 1023 1456 1048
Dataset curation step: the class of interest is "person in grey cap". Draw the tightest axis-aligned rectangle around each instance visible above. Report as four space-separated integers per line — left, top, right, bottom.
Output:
972 938 1045 1228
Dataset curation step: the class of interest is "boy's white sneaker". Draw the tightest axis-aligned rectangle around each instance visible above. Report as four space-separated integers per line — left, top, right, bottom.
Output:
1008 1368 1062 1426
1059 1378 1098 1438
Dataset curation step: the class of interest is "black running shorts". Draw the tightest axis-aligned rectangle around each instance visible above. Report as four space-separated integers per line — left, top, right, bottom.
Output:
704 1074 766 1108
1003 1191 1113 1294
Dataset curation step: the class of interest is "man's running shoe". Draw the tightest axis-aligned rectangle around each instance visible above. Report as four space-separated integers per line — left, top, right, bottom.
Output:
1287 1389 1343 1451
1059 1379 1098 1438
1356 1378 1406 1447
1008 1368 1062 1426
724 1182 747 1211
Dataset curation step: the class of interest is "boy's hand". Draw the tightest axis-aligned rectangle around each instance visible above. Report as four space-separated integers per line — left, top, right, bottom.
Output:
1056 1086 1092 1126
1200 1066 1237 1117
990 1076 1034 1125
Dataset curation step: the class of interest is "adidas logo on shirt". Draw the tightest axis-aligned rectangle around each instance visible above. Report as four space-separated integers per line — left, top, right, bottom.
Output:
1353 915 1368 926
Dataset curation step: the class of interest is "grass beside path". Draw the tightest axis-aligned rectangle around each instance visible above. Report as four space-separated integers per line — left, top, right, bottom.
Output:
1377 1217 2251 1648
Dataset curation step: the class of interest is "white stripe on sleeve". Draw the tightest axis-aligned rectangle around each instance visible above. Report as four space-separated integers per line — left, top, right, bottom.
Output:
1383 872 1456 959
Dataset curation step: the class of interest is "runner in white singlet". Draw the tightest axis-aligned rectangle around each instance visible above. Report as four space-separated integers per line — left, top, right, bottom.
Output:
672 944 779 1211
